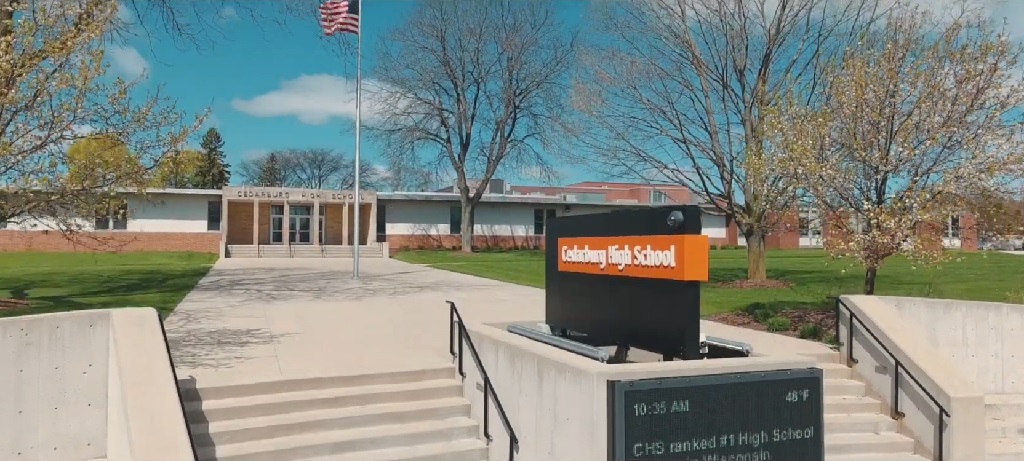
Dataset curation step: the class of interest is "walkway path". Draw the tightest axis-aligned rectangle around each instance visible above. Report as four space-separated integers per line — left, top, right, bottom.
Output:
163 258 544 387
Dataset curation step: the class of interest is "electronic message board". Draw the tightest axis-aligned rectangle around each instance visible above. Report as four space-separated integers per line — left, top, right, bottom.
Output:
545 206 709 360
609 368 824 461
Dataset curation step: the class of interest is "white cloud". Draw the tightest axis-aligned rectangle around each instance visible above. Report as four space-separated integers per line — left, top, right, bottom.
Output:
230 74 390 125
107 45 149 79
116 2 135 23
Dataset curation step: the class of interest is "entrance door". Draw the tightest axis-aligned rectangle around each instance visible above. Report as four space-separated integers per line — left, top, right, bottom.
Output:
290 206 312 244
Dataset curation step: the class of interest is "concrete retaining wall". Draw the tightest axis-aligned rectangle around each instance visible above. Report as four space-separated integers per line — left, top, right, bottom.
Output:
0 308 195 461
462 320 817 461
837 295 986 461
876 296 1024 394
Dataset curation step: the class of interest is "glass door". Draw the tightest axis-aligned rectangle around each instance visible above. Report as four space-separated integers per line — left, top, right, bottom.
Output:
270 205 284 244
318 206 326 244
289 206 312 244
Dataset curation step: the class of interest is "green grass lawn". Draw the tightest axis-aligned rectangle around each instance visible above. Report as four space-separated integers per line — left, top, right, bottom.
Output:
0 252 217 318
394 249 1024 315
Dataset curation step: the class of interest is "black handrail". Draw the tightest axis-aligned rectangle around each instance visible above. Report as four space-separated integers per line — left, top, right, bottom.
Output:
834 297 950 461
158 315 200 461
447 301 520 461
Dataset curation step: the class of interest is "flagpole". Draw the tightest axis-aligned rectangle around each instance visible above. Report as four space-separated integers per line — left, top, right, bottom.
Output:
352 5 362 280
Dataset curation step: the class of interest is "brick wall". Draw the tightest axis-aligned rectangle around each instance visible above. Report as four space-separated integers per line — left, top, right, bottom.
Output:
0 230 221 253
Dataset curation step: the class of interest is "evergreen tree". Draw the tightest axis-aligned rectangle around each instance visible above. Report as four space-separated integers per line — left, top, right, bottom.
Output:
257 152 285 186
199 127 231 188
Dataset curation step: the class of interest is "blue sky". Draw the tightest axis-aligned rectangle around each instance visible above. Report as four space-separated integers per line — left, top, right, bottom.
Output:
108 1 594 189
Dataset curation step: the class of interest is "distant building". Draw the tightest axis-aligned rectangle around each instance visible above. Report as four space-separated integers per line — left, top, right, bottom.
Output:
0 179 977 255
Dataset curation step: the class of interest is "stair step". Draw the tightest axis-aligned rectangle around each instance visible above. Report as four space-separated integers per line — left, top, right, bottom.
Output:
196 417 479 461
181 367 455 402
825 379 866 397
827 454 930 461
297 439 487 461
987 417 1024 438
186 379 462 422
988 437 1024 461
819 362 853 379
825 413 897 434
193 397 471 447
825 432 915 455
824 396 883 415
986 394 1024 420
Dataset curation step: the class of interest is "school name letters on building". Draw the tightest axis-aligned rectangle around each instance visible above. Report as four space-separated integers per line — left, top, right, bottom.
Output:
556 235 709 282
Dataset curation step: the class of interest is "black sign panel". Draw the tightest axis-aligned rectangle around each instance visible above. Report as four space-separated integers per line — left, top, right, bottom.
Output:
544 206 705 359
609 368 824 461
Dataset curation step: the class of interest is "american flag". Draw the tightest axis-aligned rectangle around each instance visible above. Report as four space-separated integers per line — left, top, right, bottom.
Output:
320 0 359 36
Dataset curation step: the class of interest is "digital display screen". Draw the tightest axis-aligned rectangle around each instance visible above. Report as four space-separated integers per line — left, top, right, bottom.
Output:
610 368 824 461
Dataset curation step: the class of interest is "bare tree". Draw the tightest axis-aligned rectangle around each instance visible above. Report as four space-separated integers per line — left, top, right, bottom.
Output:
370 0 576 252
236 148 382 190
572 0 885 281
770 3 1024 294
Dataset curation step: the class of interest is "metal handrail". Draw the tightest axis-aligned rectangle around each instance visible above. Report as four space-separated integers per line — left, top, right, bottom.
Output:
834 297 950 461
158 316 200 461
447 301 520 461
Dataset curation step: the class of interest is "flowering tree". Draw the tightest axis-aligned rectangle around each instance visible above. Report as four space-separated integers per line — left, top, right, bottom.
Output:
769 4 1024 294
0 0 204 244
572 0 884 282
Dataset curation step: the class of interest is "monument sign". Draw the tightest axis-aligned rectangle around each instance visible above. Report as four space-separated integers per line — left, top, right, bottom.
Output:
609 368 825 461
545 206 709 359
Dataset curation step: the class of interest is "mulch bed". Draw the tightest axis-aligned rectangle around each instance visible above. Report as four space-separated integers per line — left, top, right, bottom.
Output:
712 279 794 289
709 308 836 339
0 298 30 310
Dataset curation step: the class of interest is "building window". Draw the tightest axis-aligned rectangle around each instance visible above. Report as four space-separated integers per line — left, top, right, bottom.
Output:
270 205 284 243
533 208 557 235
207 201 222 231
799 217 811 237
948 215 961 238
94 201 128 230
650 190 669 204
449 206 461 235
376 204 387 242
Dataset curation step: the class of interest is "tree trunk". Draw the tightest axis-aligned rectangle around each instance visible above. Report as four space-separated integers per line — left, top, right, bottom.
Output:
746 229 768 281
459 201 475 253
864 266 878 295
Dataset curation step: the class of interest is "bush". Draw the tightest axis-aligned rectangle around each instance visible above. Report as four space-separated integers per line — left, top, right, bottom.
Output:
798 324 823 340
753 309 776 323
744 302 769 316
765 316 792 332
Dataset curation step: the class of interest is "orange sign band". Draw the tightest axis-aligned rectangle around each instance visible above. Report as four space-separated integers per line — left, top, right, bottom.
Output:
556 234 709 282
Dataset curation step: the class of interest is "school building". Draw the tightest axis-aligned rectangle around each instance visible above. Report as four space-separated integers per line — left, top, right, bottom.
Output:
0 181 976 256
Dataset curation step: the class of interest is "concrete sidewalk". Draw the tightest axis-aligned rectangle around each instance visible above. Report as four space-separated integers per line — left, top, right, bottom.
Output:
164 258 545 387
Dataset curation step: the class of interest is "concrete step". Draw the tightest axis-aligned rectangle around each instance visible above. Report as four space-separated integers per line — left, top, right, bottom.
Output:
819 362 853 379
827 454 930 461
825 432 916 455
986 394 1024 420
987 417 1024 438
825 413 897 434
825 379 867 397
186 379 463 422
193 397 471 447
297 439 487 461
824 396 884 415
181 367 456 402
987 436 1024 461
197 417 479 461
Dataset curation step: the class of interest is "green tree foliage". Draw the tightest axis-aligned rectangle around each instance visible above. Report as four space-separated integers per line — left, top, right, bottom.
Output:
151 149 205 188
198 128 231 188
66 134 145 189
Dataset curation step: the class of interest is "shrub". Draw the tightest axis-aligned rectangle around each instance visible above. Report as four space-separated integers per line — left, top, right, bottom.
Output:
744 302 769 316
798 324 823 340
753 309 776 323
765 316 792 332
